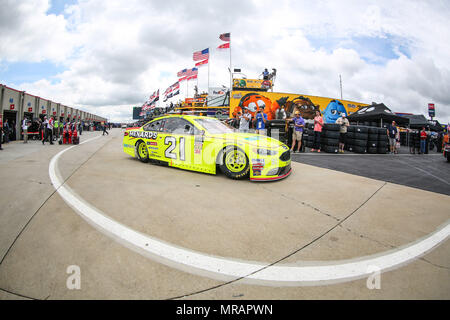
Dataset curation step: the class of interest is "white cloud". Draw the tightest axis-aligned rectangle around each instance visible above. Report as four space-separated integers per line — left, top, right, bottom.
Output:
1 0 449 124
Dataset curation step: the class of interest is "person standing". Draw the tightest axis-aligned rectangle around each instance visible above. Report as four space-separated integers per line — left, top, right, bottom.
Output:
49 116 55 143
3 119 10 143
395 127 401 154
312 110 324 152
54 118 59 140
290 111 305 153
102 122 109 135
42 116 48 144
22 117 29 143
420 127 427 154
255 106 268 135
239 108 251 133
336 113 349 153
231 112 241 129
387 121 398 154
0 121 3 150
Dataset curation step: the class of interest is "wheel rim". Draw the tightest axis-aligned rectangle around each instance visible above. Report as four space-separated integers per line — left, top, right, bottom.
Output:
138 143 148 158
225 149 247 172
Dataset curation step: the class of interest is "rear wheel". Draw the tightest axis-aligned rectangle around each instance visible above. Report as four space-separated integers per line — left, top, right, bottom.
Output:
220 146 250 179
136 141 149 163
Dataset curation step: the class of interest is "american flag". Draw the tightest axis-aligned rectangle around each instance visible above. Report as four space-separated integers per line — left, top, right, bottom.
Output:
193 48 209 61
195 59 208 67
186 67 198 76
187 74 198 81
217 42 230 50
177 69 187 77
219 32 230 41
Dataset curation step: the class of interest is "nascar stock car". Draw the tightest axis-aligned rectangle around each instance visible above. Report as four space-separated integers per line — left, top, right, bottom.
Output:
122 115 292 181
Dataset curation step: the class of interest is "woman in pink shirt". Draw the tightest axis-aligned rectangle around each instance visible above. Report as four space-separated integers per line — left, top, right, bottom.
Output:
312 110 324 152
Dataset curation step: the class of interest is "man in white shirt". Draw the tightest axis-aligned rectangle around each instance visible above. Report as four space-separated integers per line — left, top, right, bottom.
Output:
239 108 252 133
42 116 54 145
22 117 29 144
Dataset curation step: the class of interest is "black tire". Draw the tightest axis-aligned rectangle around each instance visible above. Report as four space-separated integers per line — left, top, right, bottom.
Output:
323 145 339 153
367 141 378 148
347 126 356 132
447 153 450 162
322 138 339 146
347 145 355 152
305 141 314 148
354 133 368 140
136 140 149 163
346 132 355 139
377 141 388 148
323 130 340 139
323 123 341 131
368 127 378 134
377 147 388 154
367 147 378 154
345 138 355 145
368 133 379 140
378 134 388 142
353 145 366 153
354 139 368 147
219 146 250 180
355 126 369 133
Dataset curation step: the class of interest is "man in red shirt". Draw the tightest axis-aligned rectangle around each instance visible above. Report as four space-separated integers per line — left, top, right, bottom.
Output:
420 127 427 154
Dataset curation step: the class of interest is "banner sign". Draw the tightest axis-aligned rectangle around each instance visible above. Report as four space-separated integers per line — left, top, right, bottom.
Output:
428 103 435 118
233 78 272 90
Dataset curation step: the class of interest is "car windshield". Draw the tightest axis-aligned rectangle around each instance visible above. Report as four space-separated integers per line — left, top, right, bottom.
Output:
194 118 235 134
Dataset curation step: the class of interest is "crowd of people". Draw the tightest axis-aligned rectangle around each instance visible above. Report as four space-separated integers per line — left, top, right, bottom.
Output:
226 108 449 156
1 116 112 150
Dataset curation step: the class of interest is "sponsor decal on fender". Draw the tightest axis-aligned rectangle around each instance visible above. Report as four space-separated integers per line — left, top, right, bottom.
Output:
129 131 158 139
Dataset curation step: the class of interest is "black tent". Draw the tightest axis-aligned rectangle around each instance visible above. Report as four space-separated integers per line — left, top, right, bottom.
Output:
347 103 409 126
396 114 444 132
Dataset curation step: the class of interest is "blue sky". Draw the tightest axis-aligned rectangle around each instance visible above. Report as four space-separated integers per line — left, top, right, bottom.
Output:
46 0 77 16
307 34 411 65
0 60 65 85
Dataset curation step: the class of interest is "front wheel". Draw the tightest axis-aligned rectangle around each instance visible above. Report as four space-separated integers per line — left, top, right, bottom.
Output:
136 141 149 163
219 146 250 180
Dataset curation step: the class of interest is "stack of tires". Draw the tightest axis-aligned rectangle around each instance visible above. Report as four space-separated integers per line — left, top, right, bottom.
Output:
408 130 420 153
344 126 355 152
352 126 368 153
377 128 389 154
320 123 340 153
304 123 315 149
367 127 379 154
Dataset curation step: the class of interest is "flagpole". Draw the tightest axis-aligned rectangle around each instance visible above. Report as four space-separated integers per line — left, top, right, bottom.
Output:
208 56 210 97
229 35 232 93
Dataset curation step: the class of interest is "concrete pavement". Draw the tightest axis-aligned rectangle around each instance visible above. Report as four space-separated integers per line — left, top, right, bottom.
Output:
0 129 448 299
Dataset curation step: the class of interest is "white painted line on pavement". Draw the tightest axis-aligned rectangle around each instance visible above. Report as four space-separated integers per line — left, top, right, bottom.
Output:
49 136 450 286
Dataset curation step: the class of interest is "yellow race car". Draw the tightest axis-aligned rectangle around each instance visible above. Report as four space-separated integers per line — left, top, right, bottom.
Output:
123 115 291 181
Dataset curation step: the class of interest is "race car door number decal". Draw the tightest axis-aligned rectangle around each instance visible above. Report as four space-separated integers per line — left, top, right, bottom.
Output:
164 136 185 161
